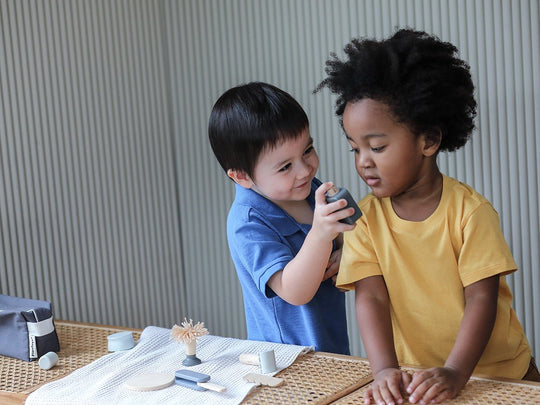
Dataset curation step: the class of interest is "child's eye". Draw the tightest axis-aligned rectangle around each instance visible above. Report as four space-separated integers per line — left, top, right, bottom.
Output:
349 148 359 154
304 146 314 155
278 163 292 172
371 146 385 152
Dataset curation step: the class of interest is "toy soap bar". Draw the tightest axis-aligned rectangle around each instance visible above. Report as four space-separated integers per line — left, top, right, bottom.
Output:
123 373 175 391
175 369 226 392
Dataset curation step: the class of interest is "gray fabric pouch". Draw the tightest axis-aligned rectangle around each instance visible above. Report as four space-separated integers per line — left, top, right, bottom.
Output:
0 294 60 361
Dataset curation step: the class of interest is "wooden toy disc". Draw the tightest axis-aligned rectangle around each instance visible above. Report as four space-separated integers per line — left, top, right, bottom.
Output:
124 373 175 391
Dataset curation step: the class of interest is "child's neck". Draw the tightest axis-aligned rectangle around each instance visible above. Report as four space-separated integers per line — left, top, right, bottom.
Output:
276 199 313 225
390 171 443 222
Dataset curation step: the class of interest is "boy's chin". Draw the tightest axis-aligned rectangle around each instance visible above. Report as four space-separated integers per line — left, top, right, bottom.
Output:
300 186 313 199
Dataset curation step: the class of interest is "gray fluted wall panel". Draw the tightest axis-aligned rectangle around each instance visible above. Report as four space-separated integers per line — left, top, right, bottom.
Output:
1 0 538 359
0 0 186 329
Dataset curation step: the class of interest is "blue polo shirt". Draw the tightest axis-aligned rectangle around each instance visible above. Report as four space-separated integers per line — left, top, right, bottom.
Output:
227 178 350 354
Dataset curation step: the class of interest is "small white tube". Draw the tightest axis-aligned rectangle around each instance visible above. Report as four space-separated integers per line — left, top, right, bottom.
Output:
259 349 277 373
38 351 59 370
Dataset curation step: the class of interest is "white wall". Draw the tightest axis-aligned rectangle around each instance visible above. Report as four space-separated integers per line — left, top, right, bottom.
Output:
1 0 538 358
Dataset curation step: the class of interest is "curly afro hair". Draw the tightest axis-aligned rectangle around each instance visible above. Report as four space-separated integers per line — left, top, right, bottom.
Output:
315 29 477 152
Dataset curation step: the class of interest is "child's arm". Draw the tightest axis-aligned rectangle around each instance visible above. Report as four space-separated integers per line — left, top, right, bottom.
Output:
355 275 412 405
324 233 343 282
407 275 499 404
267 182 355 305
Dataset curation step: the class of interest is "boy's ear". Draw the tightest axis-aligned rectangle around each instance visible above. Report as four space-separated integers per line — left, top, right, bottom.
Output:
422 128 442 157
227 169 254 188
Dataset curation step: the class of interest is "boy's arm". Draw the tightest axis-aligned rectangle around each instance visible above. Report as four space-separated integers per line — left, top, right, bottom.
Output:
355 276 411 405
267 182 355 305
407 275 499 404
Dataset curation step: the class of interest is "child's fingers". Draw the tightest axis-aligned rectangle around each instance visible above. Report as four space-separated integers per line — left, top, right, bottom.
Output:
386 376 407 404
373 383 399 405
409 367 463 404
413 383 447 404
333 204 355 219
315 182 335 205
408 376 437 404
429 389 453 404
407 370 428 395
325 200 357 225
323 262 338 280
363 387 374 404
315 182 349 212
371 378 404 405
315 182 356 225
401 371 412 389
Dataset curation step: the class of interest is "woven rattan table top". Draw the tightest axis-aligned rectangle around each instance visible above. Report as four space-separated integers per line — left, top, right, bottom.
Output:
242 351 373 404
2 321 540 404
0 320 142 404
333 368 540 405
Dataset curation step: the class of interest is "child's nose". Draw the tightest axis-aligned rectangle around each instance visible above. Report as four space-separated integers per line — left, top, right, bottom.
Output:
357 151 373 168
297 160 312 177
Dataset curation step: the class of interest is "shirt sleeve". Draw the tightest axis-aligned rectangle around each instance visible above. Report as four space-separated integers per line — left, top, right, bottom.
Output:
459 202 517 286
229 212 294 298
336 216 382 290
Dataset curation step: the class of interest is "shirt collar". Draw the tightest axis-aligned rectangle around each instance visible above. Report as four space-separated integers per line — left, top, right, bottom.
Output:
234 180 317 235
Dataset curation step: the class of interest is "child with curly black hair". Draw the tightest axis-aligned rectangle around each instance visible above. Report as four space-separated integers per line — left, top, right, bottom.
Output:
317 29 537 404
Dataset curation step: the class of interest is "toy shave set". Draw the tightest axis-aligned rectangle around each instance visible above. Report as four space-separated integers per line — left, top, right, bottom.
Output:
121 348 282 393
118 319 283 394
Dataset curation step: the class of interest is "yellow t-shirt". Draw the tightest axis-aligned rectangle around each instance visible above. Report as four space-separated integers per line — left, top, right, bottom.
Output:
337 175 531 379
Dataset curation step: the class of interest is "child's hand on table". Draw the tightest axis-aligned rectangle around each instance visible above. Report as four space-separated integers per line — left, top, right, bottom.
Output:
364 367 412 405
407 366 467 404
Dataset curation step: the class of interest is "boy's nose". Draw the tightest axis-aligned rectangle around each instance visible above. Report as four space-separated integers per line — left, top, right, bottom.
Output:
297 160 312 178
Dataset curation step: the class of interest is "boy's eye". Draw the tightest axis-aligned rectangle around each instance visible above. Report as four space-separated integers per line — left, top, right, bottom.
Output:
304 146 314 155
349 148 359 154
278 163 292 172
371 146 385 152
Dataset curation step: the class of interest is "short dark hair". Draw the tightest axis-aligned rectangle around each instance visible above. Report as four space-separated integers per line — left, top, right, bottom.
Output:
315 29 477 152
208 82 309 177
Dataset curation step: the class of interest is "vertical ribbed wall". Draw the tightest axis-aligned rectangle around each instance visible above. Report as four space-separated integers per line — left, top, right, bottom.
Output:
0 0 186 329
1 0 538 358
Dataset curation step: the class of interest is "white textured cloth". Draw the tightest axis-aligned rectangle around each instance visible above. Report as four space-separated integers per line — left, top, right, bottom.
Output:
26 326 311 405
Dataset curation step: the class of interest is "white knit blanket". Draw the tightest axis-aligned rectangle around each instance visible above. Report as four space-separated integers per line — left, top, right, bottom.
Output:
26 326 311 405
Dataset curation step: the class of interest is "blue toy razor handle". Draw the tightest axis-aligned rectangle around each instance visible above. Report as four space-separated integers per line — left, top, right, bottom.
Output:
325 186 362 225
175 369 227 392
175 378 207 391
175 369 210 391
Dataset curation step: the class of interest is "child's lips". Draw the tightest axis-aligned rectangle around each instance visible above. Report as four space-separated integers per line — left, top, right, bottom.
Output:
296 180 310 189
365 176 380 187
